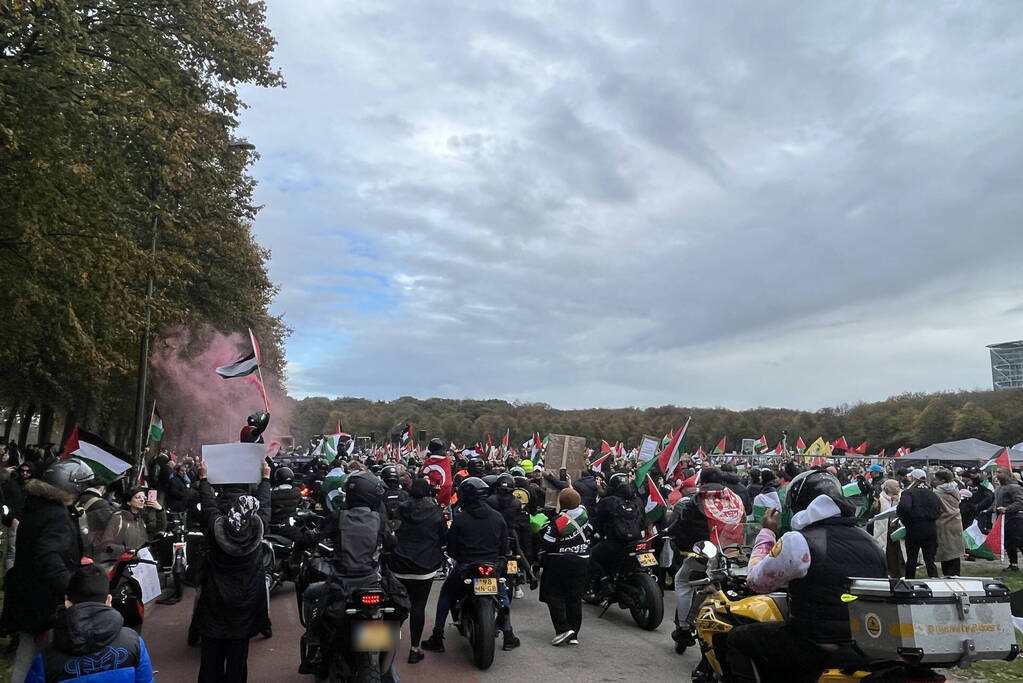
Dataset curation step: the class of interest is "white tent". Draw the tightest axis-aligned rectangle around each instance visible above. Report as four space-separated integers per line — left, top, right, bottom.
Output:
896 438 1007 466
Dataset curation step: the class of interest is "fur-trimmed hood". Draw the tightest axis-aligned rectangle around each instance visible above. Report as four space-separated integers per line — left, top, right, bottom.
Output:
25 478 75 506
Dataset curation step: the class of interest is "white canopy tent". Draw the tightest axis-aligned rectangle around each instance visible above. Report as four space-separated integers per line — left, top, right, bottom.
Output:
896 438 1012 467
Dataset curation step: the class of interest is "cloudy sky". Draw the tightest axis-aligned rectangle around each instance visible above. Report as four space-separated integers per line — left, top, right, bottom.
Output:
236 1 1023 411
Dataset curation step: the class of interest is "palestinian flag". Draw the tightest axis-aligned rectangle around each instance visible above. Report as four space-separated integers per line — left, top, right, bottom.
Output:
964 520 1002 561
590 453 609 471
753 435 767 452
644 475 667 524
795 436 806 454
61 426 132 484
772 442 784 455
831 436 849 452
711 437 726 455
877 448 886 458
637 417 690 485
215 329 262 378
752 490 781 523
982 447 1012 473
501 429 509 450
552 506 589 536
852 441 868 455
148 406 164 442
601 440 613 455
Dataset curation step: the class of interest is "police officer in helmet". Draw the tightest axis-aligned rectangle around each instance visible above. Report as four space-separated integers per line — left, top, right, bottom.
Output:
726 470 886 683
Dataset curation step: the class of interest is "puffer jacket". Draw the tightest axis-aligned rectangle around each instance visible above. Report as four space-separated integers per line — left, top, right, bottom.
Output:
26 602 153 682
390 497 447 576
0 479 82 635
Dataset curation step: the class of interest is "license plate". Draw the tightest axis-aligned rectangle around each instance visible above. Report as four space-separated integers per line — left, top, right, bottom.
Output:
353 621 394 652
637 552 657 567
506 560 518 574
474 577 498 594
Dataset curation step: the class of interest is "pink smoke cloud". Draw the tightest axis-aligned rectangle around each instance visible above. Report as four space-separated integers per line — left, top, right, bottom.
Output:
149 326 293 458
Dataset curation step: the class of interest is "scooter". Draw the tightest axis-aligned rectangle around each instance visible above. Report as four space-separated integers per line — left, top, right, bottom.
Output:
106 546 158 633
688 541 948 683
449 561 508 670
585 533 664 630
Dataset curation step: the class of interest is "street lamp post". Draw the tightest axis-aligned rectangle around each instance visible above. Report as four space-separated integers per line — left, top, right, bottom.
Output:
130 138 256 480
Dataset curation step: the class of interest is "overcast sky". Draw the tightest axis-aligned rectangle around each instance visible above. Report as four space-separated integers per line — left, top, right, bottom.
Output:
236 1 1023 411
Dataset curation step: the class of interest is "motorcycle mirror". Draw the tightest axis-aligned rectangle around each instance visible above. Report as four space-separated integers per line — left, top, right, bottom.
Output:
694 541 718 559
288 517 295 526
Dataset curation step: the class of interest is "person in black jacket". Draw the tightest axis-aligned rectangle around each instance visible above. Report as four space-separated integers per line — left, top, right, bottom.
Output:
589 472 644 595
897 469 943 579
78 482 114 559
719 465 752 515
165 462 193 515
960 470 994 532
422 477 519 653
25 563 155 682
1 459 91 682
539 488 591 645
195 459 271 683
390 478 447 663
269 466 301 541
380 464 409 526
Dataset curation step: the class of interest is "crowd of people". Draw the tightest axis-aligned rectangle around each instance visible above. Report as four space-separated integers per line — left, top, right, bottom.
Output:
0 430 1020 682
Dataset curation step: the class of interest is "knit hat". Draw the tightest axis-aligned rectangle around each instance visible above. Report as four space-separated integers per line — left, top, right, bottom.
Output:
558 488 581 510
67 564 110 604
410 477 432 499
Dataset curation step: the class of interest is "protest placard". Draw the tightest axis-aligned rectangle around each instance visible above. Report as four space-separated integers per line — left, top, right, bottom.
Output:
543 434 587 508
201 442 265 485
637 435 659 463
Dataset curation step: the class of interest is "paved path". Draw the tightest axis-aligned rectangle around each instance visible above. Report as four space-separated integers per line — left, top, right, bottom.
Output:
144 581 698 682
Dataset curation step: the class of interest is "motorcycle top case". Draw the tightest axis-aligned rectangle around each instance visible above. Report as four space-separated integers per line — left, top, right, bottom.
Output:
846 577 1018 666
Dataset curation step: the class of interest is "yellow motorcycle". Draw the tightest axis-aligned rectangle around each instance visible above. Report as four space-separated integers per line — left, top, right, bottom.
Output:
688 541 946 683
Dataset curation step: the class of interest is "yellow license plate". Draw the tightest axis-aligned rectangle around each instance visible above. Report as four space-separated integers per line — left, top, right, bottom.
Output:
507 560 518 574
353 621 394 652
637 552 657 567
474 577 498 594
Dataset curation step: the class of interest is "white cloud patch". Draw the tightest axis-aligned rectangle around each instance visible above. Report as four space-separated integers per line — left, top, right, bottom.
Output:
237 1 1023 410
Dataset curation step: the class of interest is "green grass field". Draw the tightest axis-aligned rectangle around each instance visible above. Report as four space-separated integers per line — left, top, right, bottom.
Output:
948 560 1023 683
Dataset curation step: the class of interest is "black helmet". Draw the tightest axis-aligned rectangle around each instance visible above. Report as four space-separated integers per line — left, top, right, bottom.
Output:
457 476 489 506
786 470 843 515
369 463 384 475
608 472 636 499
466 457 485 478
513 475 528 489
43 458 94 497
380 464 399 485
428 437 446 454
494 473 515 493
246 411 270 440
273 467 294 486
343 471 384 509
483 474 500 489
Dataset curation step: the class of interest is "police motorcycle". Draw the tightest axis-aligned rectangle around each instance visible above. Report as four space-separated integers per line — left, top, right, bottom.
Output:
688 539 1018 683
298 472 408 683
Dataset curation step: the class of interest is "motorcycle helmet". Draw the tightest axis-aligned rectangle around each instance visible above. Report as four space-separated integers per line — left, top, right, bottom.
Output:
510 466 525 477
428 437 446 454
520 459 534 473
244 411 270 443
494 473 515 493
457 476 489 506
513 475 529 490
466 457 485 478
608 472 637 499
43 458 95 497
380 464 400 486
369 462 384 475
343 471 384 509
785 470 844 515
273 466 294 486
482 473 500 489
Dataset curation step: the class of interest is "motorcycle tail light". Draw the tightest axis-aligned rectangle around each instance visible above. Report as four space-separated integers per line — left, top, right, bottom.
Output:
360 593 383 606
300 488 310 496
636 542 650 551
477 565 494 576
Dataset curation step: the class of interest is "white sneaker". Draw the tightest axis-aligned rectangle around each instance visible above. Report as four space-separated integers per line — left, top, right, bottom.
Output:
551 630 575 646
514 586 525 599
568 637 579 645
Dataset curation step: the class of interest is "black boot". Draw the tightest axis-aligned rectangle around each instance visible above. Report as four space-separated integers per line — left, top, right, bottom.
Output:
421 632 445 652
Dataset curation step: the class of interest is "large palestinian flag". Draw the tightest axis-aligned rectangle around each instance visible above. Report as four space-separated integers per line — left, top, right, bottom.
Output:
61 426 133 484
215 328 262 378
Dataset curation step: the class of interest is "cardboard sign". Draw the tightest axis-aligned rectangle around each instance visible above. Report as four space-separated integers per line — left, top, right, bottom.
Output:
542 434 587 508
202 442 265 485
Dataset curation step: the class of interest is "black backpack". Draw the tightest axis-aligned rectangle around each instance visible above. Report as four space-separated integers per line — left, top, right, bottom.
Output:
610 498 643 541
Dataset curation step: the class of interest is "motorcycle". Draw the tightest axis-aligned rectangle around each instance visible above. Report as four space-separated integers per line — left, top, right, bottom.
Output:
688 541 948 683
585 534 664 631
296 539 336 627
302 585 402 683
449 561 508 670
265 510 317 593
106 545 159 633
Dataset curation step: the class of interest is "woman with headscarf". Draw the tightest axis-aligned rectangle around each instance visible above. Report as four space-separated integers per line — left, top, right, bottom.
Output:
872 478 905 578
195 460 271 683
933 469 966 576
96 486 166 567
390 477 447 664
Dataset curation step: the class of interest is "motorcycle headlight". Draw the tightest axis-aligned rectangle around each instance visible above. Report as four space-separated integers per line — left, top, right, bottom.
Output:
288 516 295 526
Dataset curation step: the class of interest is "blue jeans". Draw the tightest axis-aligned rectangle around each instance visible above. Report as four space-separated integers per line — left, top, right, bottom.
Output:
432 562 511 635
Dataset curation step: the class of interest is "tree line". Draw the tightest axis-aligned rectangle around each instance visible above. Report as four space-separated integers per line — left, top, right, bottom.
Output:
1 1 286 450
286 388 1023 455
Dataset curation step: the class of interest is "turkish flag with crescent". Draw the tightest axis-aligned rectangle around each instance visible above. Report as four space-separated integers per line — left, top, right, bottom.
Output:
421 453 453 506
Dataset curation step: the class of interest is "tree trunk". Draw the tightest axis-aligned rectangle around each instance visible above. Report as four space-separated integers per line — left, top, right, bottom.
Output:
37 404 55 447
17 403 36 449
2 404 17 441
60 409 77 450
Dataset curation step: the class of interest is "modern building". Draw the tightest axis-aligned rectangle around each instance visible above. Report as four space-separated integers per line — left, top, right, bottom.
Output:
988 340 1023 390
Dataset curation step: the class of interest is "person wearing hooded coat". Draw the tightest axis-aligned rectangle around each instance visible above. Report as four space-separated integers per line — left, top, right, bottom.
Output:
1 459 90 682
933 469 965 576
390 477 447 664
195 460 271 683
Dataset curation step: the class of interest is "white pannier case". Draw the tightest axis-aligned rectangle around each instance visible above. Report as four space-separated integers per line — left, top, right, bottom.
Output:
846 577 1019 667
